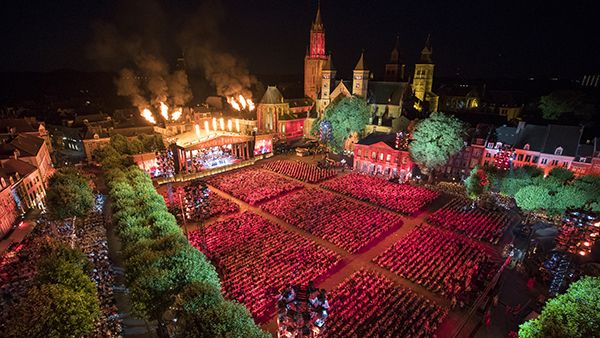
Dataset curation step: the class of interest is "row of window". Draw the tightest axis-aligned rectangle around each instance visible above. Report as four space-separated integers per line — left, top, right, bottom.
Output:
356 149 408 164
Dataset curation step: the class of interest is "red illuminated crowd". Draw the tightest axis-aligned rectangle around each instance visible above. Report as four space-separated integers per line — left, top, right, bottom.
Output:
188 212 340 320
321 173 439 215
428 198 510 244
263 160 337 183
374 224 495 304
206 168 303 205
327 269 448 337
261 188 403 253
161 188 240 221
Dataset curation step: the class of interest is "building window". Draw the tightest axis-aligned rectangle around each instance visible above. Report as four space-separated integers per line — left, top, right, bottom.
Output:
386 154 391 162
485 153 491 158
371 151 376 159
525 155 531 162
562 162 568 168
551 159 559 166
357 149 362 157
402 157 407 164
554 147 563 156
517 154 524 161
379 153 384 161
533 156 539 163
541 158 548 165
523 144 530 150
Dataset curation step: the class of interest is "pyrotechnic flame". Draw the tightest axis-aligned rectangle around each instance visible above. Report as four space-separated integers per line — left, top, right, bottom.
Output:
141 108 156 124
194 124 201 140
238 94 247 110
171 108 182 121
247 98 255 111
159 102 169 120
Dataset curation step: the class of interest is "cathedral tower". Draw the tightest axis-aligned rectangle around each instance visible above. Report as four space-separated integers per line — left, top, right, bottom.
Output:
352 51 369 98
317 54 335 113
304 3 327 101
384 35 405 81
412 35 438 111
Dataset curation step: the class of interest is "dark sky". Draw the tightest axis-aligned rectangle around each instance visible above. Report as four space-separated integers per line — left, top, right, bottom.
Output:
1 0 598 79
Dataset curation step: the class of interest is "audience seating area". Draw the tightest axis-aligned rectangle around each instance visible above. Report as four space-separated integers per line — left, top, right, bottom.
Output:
374 224 494 301
321 174 439 215
427 198 510 244
188 212 340 320
206 168 303 205
263 160 337 183
327 269 448 337
260 188 403 253
161 189 240 221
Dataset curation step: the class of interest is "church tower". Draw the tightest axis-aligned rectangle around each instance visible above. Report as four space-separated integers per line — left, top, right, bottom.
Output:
304 3 327 101
317 54 335 114
384 35 405 81
412 35 438 111
352 51 369 98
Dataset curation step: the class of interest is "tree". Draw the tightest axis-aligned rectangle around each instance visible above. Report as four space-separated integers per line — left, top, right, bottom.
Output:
538 90 587 120
465 166 489 200
409 112 464 171
318 96 370 151
519 276 600 338
515 185 551 211
8 284 100 338
548 167 574 183
46 168 94 220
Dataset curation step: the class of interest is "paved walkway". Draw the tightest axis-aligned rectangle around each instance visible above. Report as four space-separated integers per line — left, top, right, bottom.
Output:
197 168 478 337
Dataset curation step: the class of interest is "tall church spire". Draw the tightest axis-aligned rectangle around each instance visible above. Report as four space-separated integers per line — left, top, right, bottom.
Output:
312 1 324 31
354 50 366 70
420 34 433 63
389 35 400 63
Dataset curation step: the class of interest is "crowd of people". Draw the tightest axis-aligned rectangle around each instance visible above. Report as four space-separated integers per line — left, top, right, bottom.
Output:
327 269 448 337
428 198 510 244
54 195 122 337
277 282 329 337
263 160 337 183
321 173 439 215
260 188 403 253
374 224 496 304
160 186 240 222
185 146 239 173
188 212 340 320
206 168 303 205
0 224 46 334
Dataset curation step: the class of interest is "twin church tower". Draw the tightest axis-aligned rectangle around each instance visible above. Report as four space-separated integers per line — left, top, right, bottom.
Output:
303 3 438 115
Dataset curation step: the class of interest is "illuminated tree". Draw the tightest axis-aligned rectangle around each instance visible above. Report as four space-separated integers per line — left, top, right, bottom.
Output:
409 112 464 171
514 185 551 211
519 276 600 338
317 96 370 151
548 167 574 183
465 166 489 200
538 90 590 120
46 168 94 220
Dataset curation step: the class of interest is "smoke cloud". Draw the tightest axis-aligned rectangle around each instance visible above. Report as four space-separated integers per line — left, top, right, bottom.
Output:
88 0 257 111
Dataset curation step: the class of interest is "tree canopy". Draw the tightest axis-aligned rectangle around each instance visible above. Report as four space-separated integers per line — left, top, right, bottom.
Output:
46 168 94 219
316 96 370 151
464 166 489 200
519 276 600 338
538 90 593 120
409 112 465 170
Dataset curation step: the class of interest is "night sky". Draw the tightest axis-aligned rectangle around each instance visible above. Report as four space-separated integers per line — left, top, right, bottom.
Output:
1 0 598 79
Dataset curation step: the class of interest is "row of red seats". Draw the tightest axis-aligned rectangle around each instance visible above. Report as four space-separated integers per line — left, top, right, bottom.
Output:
188 212 340 320
205 168 304 205
321 173 439 215
263 160 337 183
160 188 240 221
327 269 447 338
428 198 509 244
374 224 493 299
260 188 403 253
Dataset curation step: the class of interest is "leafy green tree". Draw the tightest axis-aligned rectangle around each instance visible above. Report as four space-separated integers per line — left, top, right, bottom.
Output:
46 168 94 220
515 185 551 211
519 276 600 338
538 90 588 120
177 300 269 338
465 166 489 200
8 283 100 338
317 96 370 151
110 134 131 154
409 112 464 171
548 167 574 183
549 185 589 215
